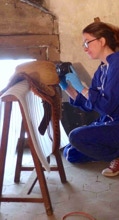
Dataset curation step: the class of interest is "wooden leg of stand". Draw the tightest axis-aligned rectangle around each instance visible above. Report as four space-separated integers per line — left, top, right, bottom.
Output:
27 136 53 216
14 121 25 183
54 150 67 183
0 102 12 195
14 122 34 183
19 101 53 215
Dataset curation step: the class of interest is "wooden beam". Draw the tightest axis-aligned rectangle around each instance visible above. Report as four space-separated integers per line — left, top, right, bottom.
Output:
0 35 60 61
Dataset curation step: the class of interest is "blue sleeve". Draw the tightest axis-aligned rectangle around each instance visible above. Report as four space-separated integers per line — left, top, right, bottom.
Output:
70 62 119 116
69 92 93 112
69 65 101 112
90 64 119 115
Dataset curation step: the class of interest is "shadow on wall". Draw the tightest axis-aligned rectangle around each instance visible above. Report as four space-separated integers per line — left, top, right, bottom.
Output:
62 62 92 102
73 62 92 88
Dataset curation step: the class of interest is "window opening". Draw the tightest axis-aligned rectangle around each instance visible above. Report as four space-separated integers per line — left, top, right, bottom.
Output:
0 59 36 91
0 58 36 159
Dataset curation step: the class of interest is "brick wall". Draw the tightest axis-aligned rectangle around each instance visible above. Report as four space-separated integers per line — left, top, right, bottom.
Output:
0 0 60 61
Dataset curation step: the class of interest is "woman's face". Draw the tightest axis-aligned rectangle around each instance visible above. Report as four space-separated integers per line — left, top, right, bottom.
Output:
82 33 104 60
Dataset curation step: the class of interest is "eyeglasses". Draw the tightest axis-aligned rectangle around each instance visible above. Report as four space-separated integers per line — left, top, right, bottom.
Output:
82 38 98 48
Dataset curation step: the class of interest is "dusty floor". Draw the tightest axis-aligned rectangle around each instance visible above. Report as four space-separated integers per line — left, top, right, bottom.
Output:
0 148 119 220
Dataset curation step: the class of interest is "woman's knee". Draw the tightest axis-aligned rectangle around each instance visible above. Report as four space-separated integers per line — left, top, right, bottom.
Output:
69 127 85 147
69 129 77 146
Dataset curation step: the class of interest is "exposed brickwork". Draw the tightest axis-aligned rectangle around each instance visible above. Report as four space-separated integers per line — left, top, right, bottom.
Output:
0 0 60 61
0 35 60 61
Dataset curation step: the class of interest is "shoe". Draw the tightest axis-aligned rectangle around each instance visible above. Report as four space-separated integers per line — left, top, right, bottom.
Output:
102 158 119 177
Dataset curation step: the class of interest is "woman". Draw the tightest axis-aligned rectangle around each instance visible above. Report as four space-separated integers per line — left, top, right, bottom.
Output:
59 21 119 177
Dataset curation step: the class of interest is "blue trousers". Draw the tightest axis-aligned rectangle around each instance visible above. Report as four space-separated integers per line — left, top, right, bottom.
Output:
63 122 119 163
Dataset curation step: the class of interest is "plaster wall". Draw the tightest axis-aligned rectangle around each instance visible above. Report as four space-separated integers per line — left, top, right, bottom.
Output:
49 0 119 85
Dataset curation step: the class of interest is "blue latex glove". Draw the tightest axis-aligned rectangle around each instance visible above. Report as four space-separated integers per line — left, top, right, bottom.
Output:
66 65 84 93
59 75 68 90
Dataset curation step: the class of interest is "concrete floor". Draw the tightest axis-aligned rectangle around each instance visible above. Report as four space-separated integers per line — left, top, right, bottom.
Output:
0 149 119 220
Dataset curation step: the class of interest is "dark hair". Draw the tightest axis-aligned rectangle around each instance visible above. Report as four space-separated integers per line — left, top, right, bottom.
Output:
82 21 119 51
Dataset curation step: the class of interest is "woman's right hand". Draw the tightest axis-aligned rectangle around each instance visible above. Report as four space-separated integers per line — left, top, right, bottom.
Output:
59 76 68 90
